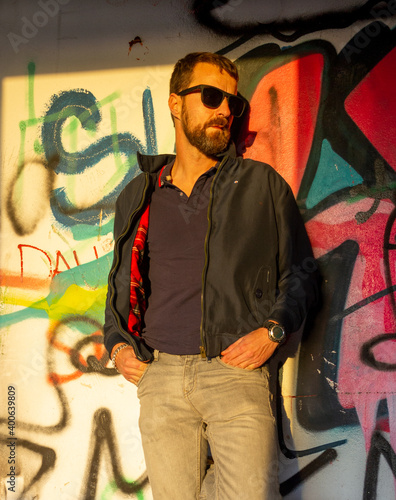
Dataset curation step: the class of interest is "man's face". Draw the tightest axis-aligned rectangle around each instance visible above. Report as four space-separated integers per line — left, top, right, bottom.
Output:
179 62 238 157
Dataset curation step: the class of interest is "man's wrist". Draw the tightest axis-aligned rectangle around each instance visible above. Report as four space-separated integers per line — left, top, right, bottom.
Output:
111 343 129 372
264 320 286 344
110 342 128 359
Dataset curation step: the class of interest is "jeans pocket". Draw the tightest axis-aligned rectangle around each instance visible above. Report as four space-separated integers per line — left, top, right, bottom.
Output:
136 361 152 388
215 356 260 373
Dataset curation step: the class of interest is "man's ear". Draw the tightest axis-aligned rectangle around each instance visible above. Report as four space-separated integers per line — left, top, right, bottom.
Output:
168 93 181 121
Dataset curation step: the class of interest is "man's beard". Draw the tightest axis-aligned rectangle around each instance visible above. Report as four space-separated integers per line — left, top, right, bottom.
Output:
181 104 231 157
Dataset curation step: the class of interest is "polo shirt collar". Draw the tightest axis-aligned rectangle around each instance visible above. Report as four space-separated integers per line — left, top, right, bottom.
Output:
158 161 218 188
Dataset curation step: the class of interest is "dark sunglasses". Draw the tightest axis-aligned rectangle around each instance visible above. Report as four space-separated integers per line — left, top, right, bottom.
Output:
177 85 246 118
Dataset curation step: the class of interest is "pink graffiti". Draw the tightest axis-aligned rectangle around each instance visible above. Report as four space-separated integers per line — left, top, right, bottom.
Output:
306 198 396 451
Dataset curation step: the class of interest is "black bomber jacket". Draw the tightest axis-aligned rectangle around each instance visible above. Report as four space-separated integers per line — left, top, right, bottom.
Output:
104 145 319 362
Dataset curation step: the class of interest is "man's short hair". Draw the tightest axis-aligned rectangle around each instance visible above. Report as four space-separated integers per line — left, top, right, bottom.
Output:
170 52 239 95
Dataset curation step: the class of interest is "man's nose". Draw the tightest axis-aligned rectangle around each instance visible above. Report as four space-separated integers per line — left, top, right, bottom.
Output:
216 96 231 118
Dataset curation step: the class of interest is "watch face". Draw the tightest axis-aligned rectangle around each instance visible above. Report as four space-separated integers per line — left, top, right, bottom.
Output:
269 324 285 342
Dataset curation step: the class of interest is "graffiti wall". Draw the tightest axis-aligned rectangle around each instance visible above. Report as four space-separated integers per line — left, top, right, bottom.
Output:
1 0 396 498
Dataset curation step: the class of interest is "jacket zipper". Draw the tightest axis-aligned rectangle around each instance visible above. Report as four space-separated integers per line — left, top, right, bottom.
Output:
199 156 228 358
108 173 150 361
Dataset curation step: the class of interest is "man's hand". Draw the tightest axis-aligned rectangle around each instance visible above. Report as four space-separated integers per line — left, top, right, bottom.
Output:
220 328 279 369
111 344 149 385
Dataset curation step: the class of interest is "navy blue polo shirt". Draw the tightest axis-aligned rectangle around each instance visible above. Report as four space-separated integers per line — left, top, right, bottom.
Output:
142 162 216 355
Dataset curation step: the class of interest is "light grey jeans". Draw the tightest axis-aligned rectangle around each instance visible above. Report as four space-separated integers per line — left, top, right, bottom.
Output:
137 350 281 500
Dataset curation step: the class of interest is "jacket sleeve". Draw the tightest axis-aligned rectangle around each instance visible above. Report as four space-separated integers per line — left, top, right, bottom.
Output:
103 191 131 358
103 175 154 362
267 173 319 334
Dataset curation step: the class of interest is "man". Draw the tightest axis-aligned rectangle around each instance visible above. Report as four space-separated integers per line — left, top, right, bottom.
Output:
104 52 318 499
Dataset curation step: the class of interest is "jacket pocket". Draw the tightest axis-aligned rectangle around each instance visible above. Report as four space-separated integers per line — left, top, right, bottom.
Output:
253 266 272 323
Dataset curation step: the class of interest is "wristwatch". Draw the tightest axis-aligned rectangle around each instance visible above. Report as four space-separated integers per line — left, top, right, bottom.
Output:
264 320 286 344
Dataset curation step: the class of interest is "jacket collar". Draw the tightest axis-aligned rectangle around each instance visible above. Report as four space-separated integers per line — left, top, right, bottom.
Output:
137 151 176 174
215 141 237 160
